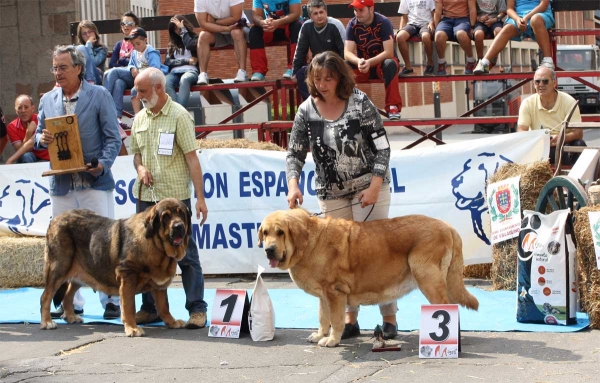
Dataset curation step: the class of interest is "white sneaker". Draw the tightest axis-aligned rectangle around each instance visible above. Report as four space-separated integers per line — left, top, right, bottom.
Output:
234 69 248 83
197 72 209 85
540 59 555 70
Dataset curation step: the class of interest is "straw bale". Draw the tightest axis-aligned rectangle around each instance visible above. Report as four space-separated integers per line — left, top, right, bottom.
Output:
197 138 286 151
0 235 45 288
464 263 491 279
573 206 600 329
488 161 553 290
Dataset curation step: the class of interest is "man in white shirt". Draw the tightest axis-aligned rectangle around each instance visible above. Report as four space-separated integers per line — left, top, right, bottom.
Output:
194 0 250 84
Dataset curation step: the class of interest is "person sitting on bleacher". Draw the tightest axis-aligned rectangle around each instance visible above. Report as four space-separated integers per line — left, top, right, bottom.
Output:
249 0 303 81
473 0 506 69
194 0 250 84
165 16 199 108
104 27 168 128
345 0 402 120
434 0 478 75
396 0 436 76
292 0 345 101
75 20 108 85
107 12 140 72
474 0 555 74
517 67 586 166
4 95 49 164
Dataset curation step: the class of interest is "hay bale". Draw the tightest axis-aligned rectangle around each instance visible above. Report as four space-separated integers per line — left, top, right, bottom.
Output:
464 263 491 279
488 161 553 290
197 138 286 151
0 235 45 288
574 206 600 329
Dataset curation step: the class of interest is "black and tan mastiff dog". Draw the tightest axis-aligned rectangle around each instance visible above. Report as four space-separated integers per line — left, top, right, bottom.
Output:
258 208 479 347
40 198 191 337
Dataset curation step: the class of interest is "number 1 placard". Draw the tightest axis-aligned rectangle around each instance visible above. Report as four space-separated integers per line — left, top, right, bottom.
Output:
208 289 248 339
419 304 460 359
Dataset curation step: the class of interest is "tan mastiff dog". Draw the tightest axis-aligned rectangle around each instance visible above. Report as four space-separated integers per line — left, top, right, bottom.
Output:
258 208 479 347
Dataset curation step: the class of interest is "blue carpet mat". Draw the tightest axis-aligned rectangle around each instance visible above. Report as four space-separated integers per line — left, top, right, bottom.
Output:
0 287 589 332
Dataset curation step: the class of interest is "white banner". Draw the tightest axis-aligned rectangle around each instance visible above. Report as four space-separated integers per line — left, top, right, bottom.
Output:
0 130 549 273
588 211 600 270
487 176 522 244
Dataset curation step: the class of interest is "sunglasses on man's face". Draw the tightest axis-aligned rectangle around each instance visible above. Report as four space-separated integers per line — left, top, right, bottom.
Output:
121 21 136 27
534 79 551 85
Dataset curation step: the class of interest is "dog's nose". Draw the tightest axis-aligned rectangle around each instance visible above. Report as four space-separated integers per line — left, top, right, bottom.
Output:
265 246 276 259
173 222 184 230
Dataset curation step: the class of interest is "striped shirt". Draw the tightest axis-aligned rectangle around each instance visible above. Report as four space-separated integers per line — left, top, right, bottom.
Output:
130 96 198 201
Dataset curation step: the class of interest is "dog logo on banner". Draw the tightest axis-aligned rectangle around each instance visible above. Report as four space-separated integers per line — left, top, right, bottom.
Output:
451 152 512 245
0 179 51 234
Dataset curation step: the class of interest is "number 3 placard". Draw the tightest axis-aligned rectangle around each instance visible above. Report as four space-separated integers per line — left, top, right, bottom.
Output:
208 289 249 339
419 304 460 359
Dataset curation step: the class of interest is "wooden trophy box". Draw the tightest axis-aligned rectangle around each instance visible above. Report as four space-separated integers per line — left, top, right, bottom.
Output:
42 114 88 177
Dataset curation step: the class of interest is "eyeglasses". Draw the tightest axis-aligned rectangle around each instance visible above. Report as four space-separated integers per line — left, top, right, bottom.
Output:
534 79 551 85
81 31 93 37
121 21 136 27
50 65 73 74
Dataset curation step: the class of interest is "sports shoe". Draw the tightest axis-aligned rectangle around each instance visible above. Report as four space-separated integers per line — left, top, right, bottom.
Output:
186 311 207 329
233 69 248 83
135 309 162 324
437 62 447 75
424 65 434 76
50 305 83 319
381 322 398 340
197 72 209 85
103 303 121 320
473 60 489 75
388 105 401 120
341 321 360 339
399 67 414 76
540 58 555 70
282 68 293 79
251 72 266 82
465 60 476 74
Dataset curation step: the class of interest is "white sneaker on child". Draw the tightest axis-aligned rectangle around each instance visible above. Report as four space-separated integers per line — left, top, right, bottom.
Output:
197 72 209 85
540 59 555 70
234 69 248 83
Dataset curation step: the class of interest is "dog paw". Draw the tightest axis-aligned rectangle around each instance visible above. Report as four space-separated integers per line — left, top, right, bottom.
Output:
307 332 325 343
318 336 340 348
64 315 83 324
166 319 186 329
40 320 57 330
125 326 145 337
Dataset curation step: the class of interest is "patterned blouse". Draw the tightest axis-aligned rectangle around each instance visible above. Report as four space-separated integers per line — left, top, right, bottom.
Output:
286 89 390 200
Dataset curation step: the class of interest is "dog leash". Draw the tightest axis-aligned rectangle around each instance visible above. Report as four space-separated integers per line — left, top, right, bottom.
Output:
311 202 375 222
137 181 158 212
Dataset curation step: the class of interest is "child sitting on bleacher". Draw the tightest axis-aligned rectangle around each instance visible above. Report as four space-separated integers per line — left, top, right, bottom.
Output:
165 16 199 108
103 27 168 128
75 20 108 85
396 0 436 76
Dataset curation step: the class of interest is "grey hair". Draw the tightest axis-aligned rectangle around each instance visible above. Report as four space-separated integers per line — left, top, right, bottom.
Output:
146 67 167 89
535 66 556 81
307 0 327 14
52 45 86 80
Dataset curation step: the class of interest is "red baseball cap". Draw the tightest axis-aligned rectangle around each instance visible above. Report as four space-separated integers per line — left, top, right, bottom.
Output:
348 0 374 9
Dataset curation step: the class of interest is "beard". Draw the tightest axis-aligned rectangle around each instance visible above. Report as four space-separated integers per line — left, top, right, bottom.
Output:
140 90 159 109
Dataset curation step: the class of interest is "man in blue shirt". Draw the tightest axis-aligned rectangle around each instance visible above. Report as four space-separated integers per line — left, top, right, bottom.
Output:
35 45 122 320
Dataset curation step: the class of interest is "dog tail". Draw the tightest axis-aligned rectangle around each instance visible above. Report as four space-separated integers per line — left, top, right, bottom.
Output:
447 228 479 311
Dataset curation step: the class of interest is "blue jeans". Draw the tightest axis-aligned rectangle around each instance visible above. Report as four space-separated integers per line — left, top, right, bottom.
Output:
77 45 103 85
17 152 37 163
165 71 199 108
295 65 309 102
138 199 207 315
104 67 134 118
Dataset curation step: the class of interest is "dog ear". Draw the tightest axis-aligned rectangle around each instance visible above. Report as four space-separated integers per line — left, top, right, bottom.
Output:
144 205 161 238
257 223 263 247
286 214 309 254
